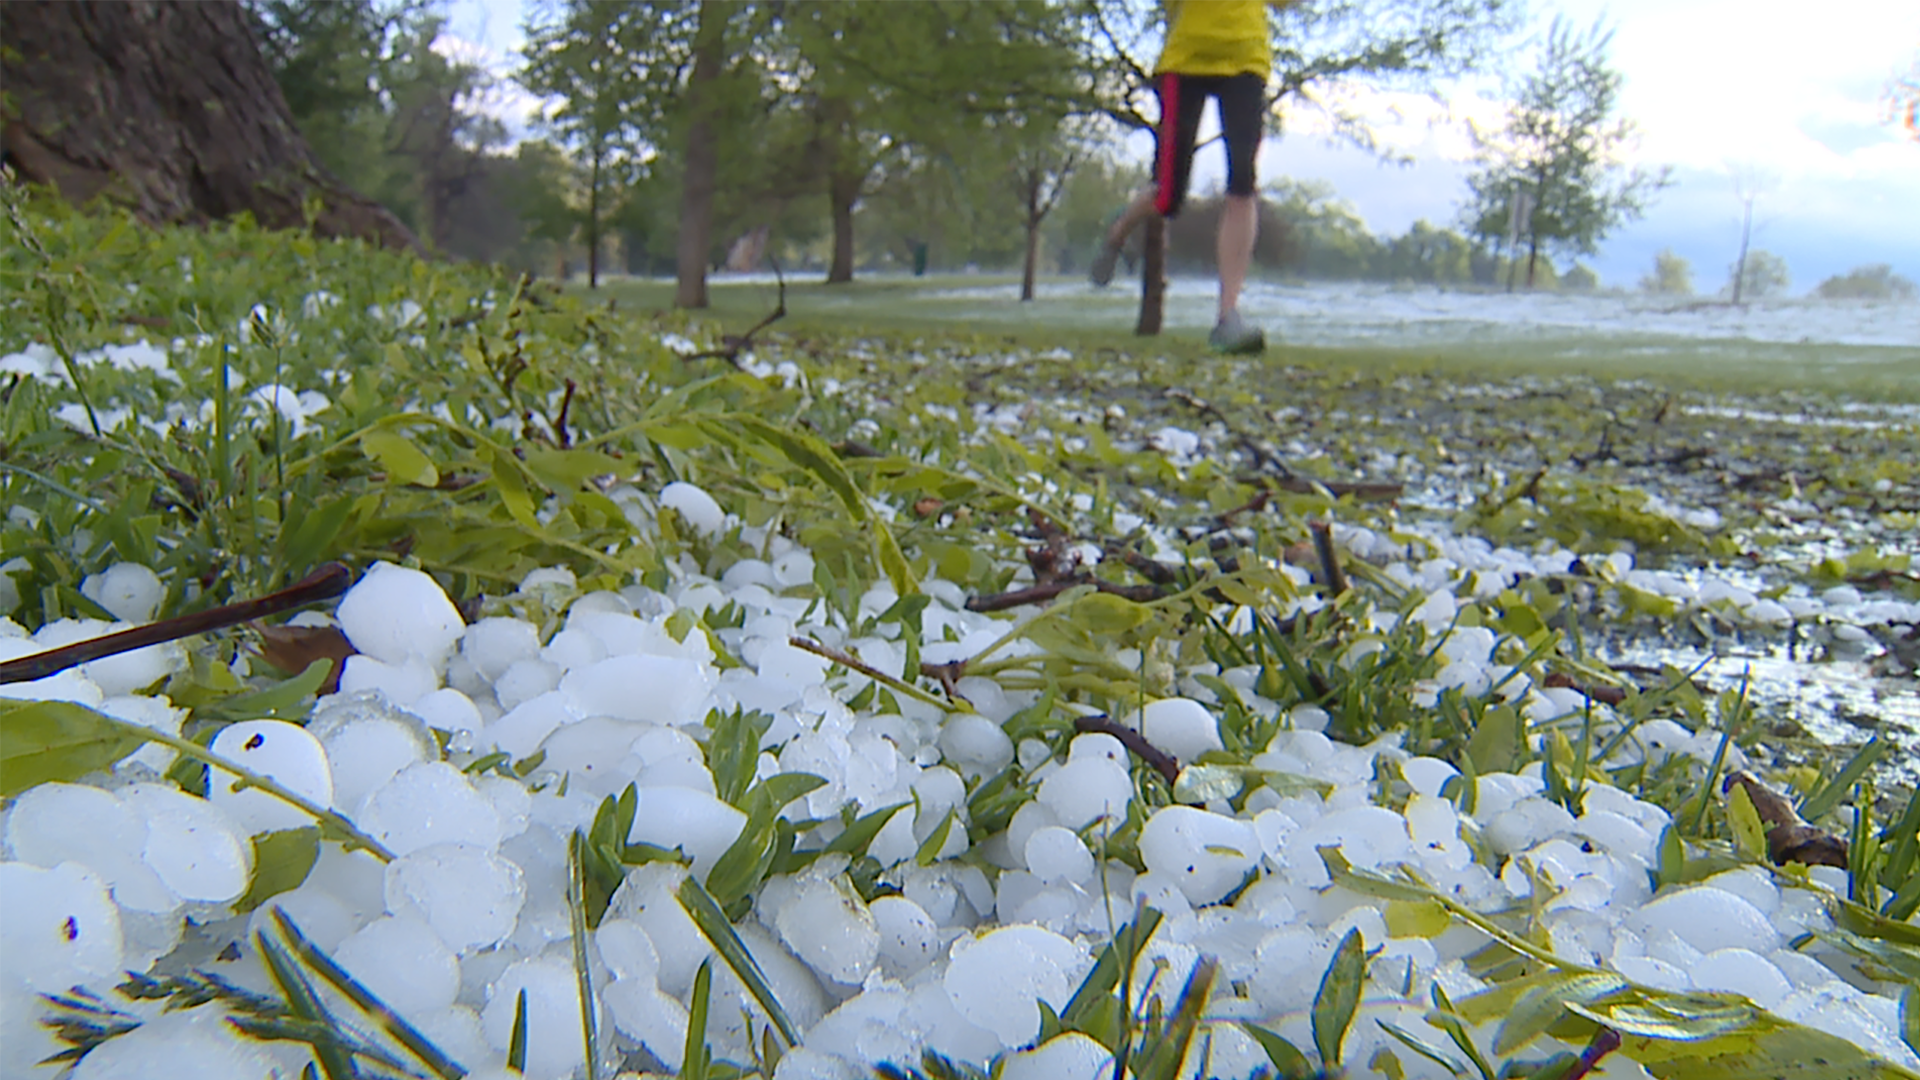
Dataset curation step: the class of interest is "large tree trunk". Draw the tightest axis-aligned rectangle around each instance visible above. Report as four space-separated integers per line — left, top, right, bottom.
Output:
1 0 417 251
1020 175 1040 302
826 168 860 285
674 0 726 309
1135 215 1167 336
587 148 602 289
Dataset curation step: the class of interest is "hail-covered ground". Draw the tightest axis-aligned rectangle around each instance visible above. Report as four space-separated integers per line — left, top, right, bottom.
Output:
3 503 1917 1078
1 213 1917 1080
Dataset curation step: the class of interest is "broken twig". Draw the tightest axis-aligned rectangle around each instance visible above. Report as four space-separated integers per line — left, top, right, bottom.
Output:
1073 713 1180 785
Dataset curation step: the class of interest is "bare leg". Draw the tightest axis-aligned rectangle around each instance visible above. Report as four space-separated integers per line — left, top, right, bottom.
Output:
1216 193 1257 322
1105 186 1160 250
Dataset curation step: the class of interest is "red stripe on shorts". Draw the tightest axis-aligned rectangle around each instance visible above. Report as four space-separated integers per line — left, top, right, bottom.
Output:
1155 73 1179 216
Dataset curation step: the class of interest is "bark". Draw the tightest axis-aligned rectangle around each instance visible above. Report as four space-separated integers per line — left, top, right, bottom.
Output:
1020 175 1041 302
587 149 602 288
674 0 726 309
826 167 860 285
1525 232 1541 290
1135 214 1166 336
0 0 419 252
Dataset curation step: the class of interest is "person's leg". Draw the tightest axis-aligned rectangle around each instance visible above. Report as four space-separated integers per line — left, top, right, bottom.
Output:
1215 73 1266 323
1092 72 1206 285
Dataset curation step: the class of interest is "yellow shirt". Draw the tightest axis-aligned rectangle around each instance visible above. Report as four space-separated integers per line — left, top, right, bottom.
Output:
1154 0 1271 78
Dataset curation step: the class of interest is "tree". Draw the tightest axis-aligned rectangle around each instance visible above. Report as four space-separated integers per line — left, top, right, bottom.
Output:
1460 18 1669 291
1563 263 1600 290
1639 248 1692 296
1077 0 1520 333
1 0 417 250
1815 264 1917 301
519 0 662 288
1009 117 1098 300
1726 250 1788 301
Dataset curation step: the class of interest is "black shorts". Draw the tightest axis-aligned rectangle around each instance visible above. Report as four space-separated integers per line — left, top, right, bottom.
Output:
1153 72 1265 217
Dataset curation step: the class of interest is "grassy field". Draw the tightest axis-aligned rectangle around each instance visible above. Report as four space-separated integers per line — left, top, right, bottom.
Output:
578 272 1920 398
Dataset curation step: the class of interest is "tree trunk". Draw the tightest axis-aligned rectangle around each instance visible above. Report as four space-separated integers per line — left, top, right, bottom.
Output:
1731 197 1753 305
1525 233 1541 290
1135 214 1166 336
674 0 725 309
1 0 418 252
827 168 860 285
1020 177 1040 302
587 147 601 289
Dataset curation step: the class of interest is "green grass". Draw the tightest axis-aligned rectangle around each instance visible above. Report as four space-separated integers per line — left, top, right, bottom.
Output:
579 272 1920 399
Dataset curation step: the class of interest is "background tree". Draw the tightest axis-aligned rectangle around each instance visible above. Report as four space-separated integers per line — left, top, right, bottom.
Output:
1639 248 1692 296
2 0 417 249
1460 18 1669 291
1726 250 1789 301
519 0 656 287
1815 264 1917 301
1076 0 1519 334
1008 116 1100 300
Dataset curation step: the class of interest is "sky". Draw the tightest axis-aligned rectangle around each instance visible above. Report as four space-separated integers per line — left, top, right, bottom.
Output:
445 0 1920 293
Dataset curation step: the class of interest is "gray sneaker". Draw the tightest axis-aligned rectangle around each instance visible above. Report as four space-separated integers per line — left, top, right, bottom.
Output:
1208 312 1266 355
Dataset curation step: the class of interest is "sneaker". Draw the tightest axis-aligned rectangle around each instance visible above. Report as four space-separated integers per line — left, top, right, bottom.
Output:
1208 312 1266 355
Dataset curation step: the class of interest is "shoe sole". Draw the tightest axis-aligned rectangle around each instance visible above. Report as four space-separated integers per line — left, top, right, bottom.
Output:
1089 248 1120 287
1210 330 1266 355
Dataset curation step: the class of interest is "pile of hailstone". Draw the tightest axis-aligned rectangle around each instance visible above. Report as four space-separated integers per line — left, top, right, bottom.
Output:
2 484 1916 1080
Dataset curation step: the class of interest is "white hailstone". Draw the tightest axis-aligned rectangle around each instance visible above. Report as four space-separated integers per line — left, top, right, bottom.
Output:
560 654 715 726
248 886 359 953
358 762 504 856
1251 927 1338 1015
409 687 484 736
660 481 727 537
712 923 831 1053
937 714 1014 778
334 562 465 669
802 983 919 1075
1025 826 1095 886
96 693 186 774
1484 797 1577 856
606 864 711 997
540 626 607 672
1630 885 1780 956
594 918 660 985
771 868 880 986
1284 806 1413 888
535 716 651 798
1138 806 1259 905
999 1034 1115 1080
771 1048 861 1080
336 654 438 707
333 915 461 1017
207 720 334 835
604 978 689 1068
0 862 124 992
943 925 1086 1048
1614 955 1692 992
1036 757 1133 830
1691 948 1793 1010
626 786 746 881
493 658 562 711
482 956 593 1080
1572 810 1655 864
410 1006 489 1077
1135 698 1223 763
869 895 939 979
120 782 251 904
485 690 577 759
384 843 526 954
5 783 177 914
79 563 165 623
69 1008 277 1080
460 617 543 682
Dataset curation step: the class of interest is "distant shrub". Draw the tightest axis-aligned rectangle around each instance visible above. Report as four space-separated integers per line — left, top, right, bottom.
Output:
1815 263 1917 300
1638 248 1692 296
1563 263 1600 291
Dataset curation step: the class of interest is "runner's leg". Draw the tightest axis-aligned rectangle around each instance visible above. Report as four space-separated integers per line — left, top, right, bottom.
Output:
1215 73 1266 321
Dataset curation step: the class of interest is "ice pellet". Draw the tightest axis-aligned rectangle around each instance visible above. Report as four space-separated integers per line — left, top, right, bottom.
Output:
384 842 525 954
334 561 465 669
333 915 460 1017
942 925 1084 1048
208 719 334 835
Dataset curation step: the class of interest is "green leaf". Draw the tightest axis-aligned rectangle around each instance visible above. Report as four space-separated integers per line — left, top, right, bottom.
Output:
1377 1020 1465 1077
1493 972 1629 1055
490 445 539 529
199 659 333 723
1319 846 1431 903
1655 823 1686 890
1243 1022 1314 1080
235 827 321 914
1173 763 1245 804
1312 928 1365 1067
1727 782 1767 863
915 807 957 866
508 988 529 1074
1466 703 1521 774
676 874 800 1046
1800 737 1884 823
683 959 712 1080
277 496 357 579
1428 982 1496 1080
1064 590 1152 635
1901 983 1917 1060
1563 997 1755 1041
361 429 439 487
707 708 772 808
523 447 623 495
820 801 911 859
0 699 148 797
872 520 919 598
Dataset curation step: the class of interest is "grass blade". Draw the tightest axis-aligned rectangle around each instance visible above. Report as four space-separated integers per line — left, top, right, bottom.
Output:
507 988 528 1074
252 931 355 1080
1800 736 1884 823
1312 928 1365 1067
568 831 601 1080
268 909 465 1080
675 874 800 1046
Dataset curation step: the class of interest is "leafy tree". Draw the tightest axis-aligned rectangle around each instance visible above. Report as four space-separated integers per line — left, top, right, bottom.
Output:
1815 264 1917 301
1075 0 1520 333
1376 220 1478 285
1726 250 1789 301
1259 179 1381 280
1009 116 1100 300
1044 153 1142 275
1639 248 1692 296
518 0 652 286
1460 18 1669 290
1563 263 1600 291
